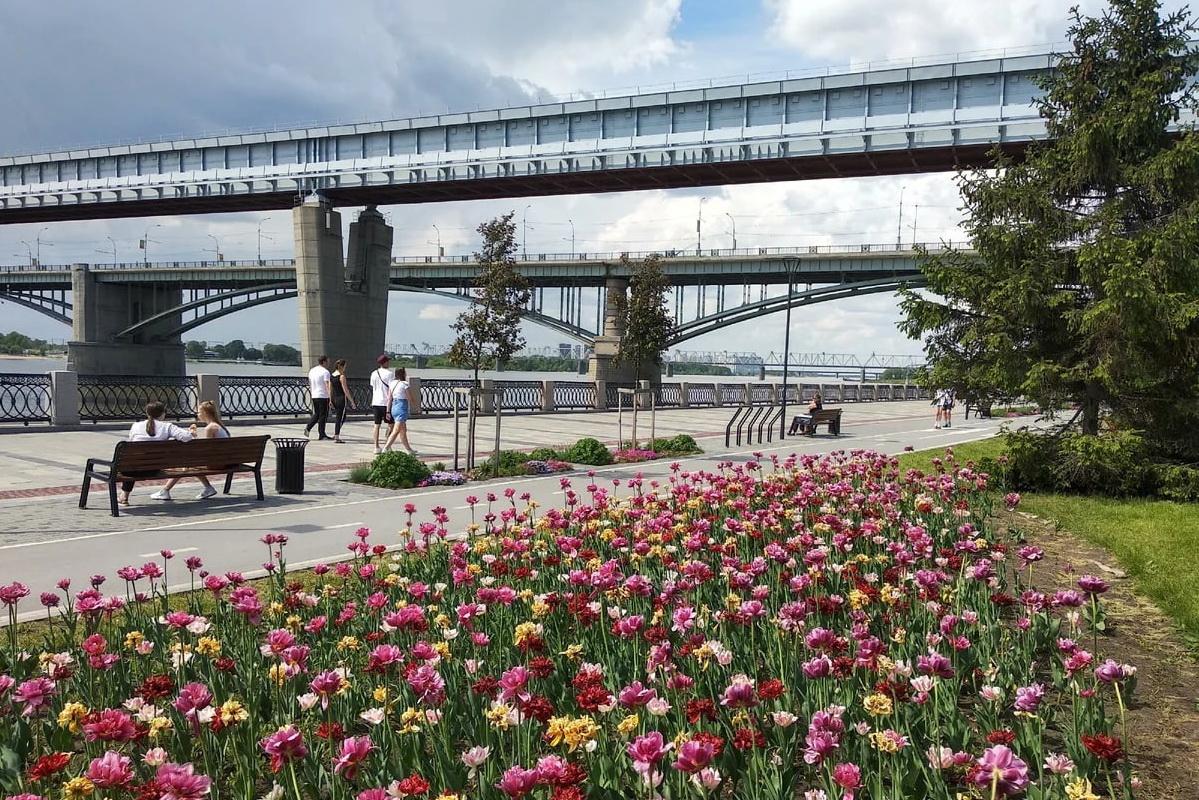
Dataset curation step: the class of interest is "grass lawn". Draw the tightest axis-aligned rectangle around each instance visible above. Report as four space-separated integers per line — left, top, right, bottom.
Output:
900 436 1199 640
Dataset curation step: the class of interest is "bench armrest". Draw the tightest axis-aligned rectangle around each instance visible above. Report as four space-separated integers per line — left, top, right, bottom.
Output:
86 458 113 469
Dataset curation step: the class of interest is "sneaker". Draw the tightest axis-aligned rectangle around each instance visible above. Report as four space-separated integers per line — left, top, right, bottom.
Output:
149 489 172 501
405 448 419 456
196 486 218 500
373 447 382 455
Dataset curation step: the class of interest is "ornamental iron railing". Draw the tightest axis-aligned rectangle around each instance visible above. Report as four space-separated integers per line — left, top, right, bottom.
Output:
420 379 473 414
496 380 543 412
0 373 51 424
553 381 597 410
687 383 717 406
78 375 198 422
219 376 309 418
656 383 682 407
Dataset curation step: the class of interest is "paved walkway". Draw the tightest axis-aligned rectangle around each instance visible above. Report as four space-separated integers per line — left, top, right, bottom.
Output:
0 401 1001 623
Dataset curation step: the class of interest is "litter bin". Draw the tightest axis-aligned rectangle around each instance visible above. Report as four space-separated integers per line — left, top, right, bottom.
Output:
274 438 308 494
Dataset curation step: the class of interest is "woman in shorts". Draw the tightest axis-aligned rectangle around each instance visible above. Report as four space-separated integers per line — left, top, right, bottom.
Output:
383 368 417 455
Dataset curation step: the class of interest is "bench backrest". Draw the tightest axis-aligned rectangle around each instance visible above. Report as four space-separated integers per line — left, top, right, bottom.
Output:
811 408 843 421
112 436 271 472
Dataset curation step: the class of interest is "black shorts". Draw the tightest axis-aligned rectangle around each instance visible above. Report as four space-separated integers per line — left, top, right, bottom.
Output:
372 405 388 424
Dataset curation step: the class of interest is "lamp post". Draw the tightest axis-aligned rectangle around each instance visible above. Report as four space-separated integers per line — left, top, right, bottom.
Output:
896 185 906 248
257 217 272 263
141 224 161 264
17 240 32 266
522 204 532 259
725 212 737 250
696 196 709 254
206 234 222 262
95 236 117 264
567 219 575 257
431 224 443 257
780 258 798 439
36 227 52 266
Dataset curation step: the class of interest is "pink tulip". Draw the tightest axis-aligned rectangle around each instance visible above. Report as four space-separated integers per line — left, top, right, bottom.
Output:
86 751 134 788
627 731 671 774
261 726 308 773
333 736 374 781
496 766 538 798
672 739 715 774
155 763 212 800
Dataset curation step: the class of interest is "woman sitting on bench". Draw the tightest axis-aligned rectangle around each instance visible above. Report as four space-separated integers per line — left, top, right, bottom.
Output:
788 391 823 435
117 401 193 506
150 401 230 502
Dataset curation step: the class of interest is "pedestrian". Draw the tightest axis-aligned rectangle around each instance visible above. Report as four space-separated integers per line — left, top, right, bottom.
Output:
330 358 356 444
383 367 417 455
151 400 229 501
304 355 332 440
941 387 956 428
117 401 193 506
933 388 945 429
369 354 394 454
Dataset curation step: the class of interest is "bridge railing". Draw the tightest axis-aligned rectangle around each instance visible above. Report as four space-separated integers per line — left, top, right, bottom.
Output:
0 372 935 426
0 373 51 425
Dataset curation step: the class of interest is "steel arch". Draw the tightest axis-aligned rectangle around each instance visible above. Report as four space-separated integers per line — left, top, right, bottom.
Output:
0 290 73 325
668 277 926 346
117 282 298 339
391 285 597 343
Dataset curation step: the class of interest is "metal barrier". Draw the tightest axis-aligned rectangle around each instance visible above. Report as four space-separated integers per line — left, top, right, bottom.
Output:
719 383 745 405
219 375 308 418
553 381 596 410
0 373 51 424
496 380 542 412
687 383 717 406
657 383 683 407
421 379 473 414
725 400 782 447
78 375 198 422
605 381 637 408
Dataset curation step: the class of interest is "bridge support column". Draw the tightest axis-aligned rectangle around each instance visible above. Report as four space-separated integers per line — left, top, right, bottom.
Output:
67 263 186 376
295 198 392 373
587 277 654 383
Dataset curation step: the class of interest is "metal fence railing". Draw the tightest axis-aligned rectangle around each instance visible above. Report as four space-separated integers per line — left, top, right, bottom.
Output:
0 373 51 424
78 375 198 422
219 375 309 418
553 381 597 410
420 379 473 415
497 380 543 412
687 383 717 406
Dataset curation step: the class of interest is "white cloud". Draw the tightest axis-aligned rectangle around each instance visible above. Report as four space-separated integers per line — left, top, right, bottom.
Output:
416 304 461 321
763 0 1097 62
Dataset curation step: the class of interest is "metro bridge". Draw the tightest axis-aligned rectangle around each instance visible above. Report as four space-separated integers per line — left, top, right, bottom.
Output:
0 241 945 368
0 46 1066 223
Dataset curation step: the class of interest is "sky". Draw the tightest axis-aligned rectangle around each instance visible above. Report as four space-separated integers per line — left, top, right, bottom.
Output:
0 0 1163 359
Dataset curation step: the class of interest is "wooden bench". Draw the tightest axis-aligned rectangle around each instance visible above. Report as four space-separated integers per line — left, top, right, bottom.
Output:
80 435 271 517
788 408 843 436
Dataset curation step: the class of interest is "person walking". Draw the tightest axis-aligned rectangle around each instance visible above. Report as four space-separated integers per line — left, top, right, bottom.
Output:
304 355 332 440
383 367 417 455
117 401 193 506
933 388 946 429
330 359 356 443
151 400 229 501
941 387 956 429
369 354 394 454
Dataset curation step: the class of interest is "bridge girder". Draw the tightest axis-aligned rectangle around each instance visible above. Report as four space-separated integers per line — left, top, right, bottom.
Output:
0 289 72 325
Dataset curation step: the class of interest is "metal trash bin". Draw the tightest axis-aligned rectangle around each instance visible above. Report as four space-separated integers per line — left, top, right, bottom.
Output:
274 438 308 494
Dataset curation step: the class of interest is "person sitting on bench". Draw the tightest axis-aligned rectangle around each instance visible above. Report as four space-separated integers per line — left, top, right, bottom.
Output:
117 401 193 506
788 392 823 435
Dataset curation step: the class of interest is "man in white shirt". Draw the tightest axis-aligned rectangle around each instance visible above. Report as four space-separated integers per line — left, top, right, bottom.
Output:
304 355 333 440
368 353 394 453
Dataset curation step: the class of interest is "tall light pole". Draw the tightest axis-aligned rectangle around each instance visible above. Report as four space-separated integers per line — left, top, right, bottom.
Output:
910 205 920 246
431 224 443 257
17 240 33 266
522 204 532 259
780 258 798 439
95 236 117 264
257 216 272 262
896 185 906 248
567 219 576 257
36 227 52 266
206 234 222 262
696 196 709 254
141 224 161 264
725 212 737 250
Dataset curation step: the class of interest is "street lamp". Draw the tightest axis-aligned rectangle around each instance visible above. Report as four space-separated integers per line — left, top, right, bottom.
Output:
206 234 222 262
17 240 33 266
522 204 532 259
725 212 737 250
36 227 52 266
257 217 272 263
780 258 799 439
896 185 906 248
696 196 709 254
95 236 117 264
141 224 162 264
430 224 443 257
566 219 576 257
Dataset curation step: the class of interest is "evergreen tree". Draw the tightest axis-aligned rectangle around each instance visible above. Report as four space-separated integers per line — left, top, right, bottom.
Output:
448 213 532 386
615 255 673 382
900 0 1199 455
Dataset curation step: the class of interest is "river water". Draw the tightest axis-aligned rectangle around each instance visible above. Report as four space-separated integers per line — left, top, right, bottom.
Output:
0 356 771 383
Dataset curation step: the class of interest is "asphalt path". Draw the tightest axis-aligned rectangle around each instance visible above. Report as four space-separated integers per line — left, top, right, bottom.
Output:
0 414 1004 623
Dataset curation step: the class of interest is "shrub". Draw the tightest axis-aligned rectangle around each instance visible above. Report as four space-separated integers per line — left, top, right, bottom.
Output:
347 463 373 484
1002 428 1061 491
1053 430 1152 496
1155 463 1199 502
366 451 432 489
650 434 700 454
613 448 657 463
563 437 613 465
528 447 563 461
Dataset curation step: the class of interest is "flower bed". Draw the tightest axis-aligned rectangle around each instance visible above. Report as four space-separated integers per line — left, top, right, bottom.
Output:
420 471 468 487
0 451 1136 800
522 460 572 475
611 448 658 463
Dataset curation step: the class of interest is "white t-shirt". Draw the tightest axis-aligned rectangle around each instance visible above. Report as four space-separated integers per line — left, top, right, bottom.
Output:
308 365 332 399
128 419 193 442
369 367 393 406
390 379 410 405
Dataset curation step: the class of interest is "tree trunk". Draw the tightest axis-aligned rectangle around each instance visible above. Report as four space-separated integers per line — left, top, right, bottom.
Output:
1081 382 1101 436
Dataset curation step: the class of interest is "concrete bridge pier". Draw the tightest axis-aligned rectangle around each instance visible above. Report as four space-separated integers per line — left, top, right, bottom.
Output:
588 277 634 382
67 264 186 375
294 197 393 372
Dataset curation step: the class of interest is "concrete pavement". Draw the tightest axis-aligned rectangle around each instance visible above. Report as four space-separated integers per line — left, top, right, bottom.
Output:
0 401 1003 623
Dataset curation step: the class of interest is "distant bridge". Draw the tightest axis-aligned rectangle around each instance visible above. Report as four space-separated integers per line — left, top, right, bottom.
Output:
0 241 951 347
